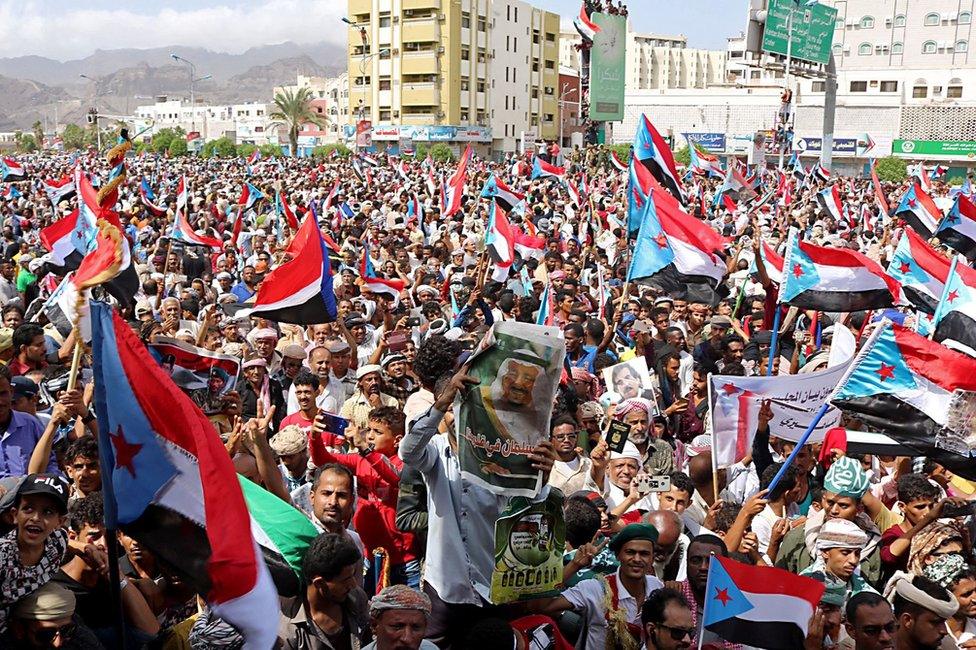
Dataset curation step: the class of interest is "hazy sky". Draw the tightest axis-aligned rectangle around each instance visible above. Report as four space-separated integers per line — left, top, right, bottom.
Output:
0 0 745 60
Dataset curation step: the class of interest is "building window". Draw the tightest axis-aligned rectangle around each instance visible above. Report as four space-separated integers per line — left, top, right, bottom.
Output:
832 43 843 55
461 47 470 61
922 40 937 53
880 80 898 92
850 80 868 92
460 78 469 91
379 110 391 120
957 40 969 52
378 16 391 27
504 96 508 110
506 5 510 20
893 14 906 27
948 84 963 98
858 42 872 55
461 110 468 121
924 12 940 26
859 16 874 28
961 11 973 24
812 80 826 92
546 33 555 42
892 42 904 54
477 81 485 92
461 13 470 28
477 18 486 31
835 18 844 29
913 85 928 98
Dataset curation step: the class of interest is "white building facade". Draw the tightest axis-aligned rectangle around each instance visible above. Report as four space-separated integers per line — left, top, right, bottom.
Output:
133 99 274 145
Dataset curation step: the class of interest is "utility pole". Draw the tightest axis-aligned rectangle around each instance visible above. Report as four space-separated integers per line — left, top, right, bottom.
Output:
821 53 837 170
777 3 794 170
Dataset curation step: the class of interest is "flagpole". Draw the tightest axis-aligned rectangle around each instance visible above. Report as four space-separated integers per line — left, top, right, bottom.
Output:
706 373 719 504
766 402 831 495
766 306 782 376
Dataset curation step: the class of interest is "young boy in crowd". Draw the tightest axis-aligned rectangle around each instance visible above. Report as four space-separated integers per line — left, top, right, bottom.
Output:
879 474 954 575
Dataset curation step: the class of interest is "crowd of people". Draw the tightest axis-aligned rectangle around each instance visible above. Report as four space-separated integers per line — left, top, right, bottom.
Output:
0 136 972 650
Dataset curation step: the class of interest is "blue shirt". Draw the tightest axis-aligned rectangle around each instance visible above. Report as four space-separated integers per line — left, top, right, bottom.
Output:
0 410 58 478
231 282 255 302
568 345 598 374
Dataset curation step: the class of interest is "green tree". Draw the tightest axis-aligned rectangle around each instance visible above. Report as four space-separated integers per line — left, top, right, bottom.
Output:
150 127 185 154
31 120 44 148
61 123 86 150
236 143 258 157
312 143 351 158
259 144 283 157
414 144 429 159
167 138 188 156
608 143 632 163
672 146 690 166
269 87 324 157
875 156 907 183
14 132 37 153
200 137 238 158
429 142 454 163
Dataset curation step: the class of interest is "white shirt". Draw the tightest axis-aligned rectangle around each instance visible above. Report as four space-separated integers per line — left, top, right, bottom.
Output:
399 406 551 606
284 379 341 416
562 567 664 650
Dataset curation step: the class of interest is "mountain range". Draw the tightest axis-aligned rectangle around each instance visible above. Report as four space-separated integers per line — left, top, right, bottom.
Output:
0 40 346 132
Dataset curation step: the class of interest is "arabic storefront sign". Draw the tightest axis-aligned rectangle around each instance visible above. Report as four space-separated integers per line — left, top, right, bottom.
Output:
589 12 626 122
894 139 976 159
490 493 565 604
708 359 850 467
456 322 566 497
794 137 858 157
684 132 726 153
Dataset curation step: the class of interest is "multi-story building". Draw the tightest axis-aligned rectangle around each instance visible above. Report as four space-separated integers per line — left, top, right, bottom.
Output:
558 67 584 149
344 0 557 156
559 27 723 90
133 98 274 145
273 73 350 142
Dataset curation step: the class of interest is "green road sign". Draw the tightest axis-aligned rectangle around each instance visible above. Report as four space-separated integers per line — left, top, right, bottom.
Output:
589 12 626 122
761 0 837 66
893 139 976 159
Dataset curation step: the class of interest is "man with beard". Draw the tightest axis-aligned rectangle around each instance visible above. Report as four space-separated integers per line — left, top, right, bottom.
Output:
362 585 438 650
641 587 695 650
340 365 398 444
307 463 365 556
532 523 663 649
844 592 895 650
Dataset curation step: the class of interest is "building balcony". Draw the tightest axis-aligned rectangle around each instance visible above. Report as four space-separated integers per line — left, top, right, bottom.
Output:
402 18 438 42
402 83 439 105
403 0 440 10
402 52 439 75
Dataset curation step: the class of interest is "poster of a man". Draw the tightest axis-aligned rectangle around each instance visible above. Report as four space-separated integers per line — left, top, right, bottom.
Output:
602 357 654 403
457 322 565 496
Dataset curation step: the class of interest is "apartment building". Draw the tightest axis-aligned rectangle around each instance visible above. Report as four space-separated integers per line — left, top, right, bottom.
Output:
345 0 558 155
133 99 273 145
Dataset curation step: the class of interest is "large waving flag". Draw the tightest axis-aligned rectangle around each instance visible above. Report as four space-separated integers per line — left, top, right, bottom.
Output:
530 156 565 180
481 173 525 212
886 227 955 313
752 239 784 286
139 178 166 217
778 230 902 311
932 255 976 358
43 175 76 207
830 321 976 479
360 244 407 300
936 193 976 261
627 190 728 304
685 137 724 178
535 283 555 326
441 144 472 218
513 226 545 261
1 157 25 182
633 114 685 203
275 190 300 231
627 157 653 235
573 2 601 41
895 182 943 238
486 201 516 282
702 555 824 650
90 302 278 648
815 184 845 224
0 185 21 201
249 213 338 324
170 177 222 248
608 150 628 173
40 170 97 266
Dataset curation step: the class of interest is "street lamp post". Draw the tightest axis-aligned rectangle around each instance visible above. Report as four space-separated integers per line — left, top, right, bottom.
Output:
79 74 101 149
777 5 795 170
171 54 211 134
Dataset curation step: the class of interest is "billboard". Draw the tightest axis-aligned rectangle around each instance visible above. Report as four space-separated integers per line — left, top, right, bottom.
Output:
893 139 976 159
684 132 726 153
589 13 626 122
761 0 837 66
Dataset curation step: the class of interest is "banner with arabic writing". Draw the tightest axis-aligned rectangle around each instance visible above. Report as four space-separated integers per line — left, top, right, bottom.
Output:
456 322 565 497
708 358 851 467
490 493 566 604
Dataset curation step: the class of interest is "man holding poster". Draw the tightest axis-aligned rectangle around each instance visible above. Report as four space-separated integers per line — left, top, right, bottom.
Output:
456 321 566 497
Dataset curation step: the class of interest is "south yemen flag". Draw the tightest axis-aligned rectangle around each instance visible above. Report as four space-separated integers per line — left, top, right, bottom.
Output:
778 229 902 311
936 193 976 261
633 113 685 204
895 182 943 238
886 227 953 314
830 320 976 479
91 302 279 648
932 255 976 358
702 555 824 650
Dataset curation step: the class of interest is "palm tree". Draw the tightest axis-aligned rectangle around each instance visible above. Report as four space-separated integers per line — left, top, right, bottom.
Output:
269 87 325 157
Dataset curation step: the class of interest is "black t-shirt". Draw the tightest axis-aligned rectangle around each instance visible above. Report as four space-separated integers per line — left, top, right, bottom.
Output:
52 569 114 630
